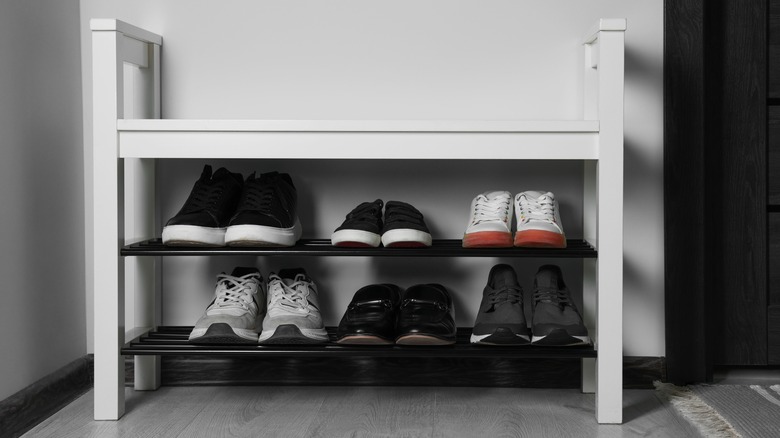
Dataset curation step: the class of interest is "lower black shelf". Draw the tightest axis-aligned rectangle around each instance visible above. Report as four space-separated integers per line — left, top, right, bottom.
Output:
122 326 596 359
121 238 597 257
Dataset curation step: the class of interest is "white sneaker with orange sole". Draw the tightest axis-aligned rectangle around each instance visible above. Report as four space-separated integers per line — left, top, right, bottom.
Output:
514 191 566 248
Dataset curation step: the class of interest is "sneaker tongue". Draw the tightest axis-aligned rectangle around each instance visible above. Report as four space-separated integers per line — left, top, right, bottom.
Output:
483 190 509 199
211 167 233 180
230 267 259 278
535 268 560 290
278 267 307 280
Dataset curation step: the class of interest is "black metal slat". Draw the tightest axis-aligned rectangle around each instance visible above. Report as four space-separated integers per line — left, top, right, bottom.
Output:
121 238 597 258
122 326 596 359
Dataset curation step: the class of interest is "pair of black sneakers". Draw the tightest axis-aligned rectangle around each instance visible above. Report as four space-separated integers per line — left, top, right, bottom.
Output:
162 165 301 247
331 199 432 248
336 283 456 345
471 264 591 346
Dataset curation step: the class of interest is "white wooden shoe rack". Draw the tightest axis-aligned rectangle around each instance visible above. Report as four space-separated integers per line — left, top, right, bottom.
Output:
90 18 625 423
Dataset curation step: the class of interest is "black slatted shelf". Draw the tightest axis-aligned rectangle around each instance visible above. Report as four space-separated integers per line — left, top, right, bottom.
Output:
122 326 596 359
121 238 597 258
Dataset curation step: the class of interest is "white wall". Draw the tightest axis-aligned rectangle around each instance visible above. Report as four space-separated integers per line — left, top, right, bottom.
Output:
81 1 663 356
0 0 86 401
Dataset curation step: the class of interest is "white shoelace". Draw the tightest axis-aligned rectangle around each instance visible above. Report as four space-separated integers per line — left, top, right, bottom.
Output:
518 194 556 223
210 273 259 311
472 193 511 225
268 274 313 313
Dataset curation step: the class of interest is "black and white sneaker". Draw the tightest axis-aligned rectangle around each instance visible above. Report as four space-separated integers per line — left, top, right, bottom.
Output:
331 199 384 247
381 201 432 247
531 264 591 346
188 267 265 344
225 172 302 247
471 264 531 345
162 165 243 246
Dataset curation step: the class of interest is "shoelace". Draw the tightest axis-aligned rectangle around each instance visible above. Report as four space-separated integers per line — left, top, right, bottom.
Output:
268 274 313 313
487 286 523 310
181 180 225 213
211 273 259 310
472 194 511 225
533 287 573 310
518 194 556 223
239 180 276 213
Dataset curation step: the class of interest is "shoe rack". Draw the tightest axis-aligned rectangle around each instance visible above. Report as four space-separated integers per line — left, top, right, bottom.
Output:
90 19 625 423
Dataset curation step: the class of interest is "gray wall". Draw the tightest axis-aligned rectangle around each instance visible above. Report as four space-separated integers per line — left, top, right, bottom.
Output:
81 1 663 356
0 0 86 401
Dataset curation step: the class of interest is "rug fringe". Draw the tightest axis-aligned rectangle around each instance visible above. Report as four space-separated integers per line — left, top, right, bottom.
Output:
654 381 742 438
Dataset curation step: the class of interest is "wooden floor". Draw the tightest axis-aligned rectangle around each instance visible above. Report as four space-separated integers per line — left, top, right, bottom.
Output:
23 387 700 438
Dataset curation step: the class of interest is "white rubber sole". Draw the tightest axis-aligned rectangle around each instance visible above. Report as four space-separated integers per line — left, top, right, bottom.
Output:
257 326 329 342
381 228 432 247
531 334 591 346
162 225 226 246
470 333 531 343
331 229 381 247
225 217 302 247
188 326 259 342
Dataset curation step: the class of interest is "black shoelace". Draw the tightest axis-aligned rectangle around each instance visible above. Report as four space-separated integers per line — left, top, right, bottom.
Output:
533 287 573 310
180 181 224 213
238 180 275 212
487 286 523 311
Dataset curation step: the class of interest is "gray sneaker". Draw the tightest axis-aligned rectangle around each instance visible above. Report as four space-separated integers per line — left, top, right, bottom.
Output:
531 264 591 346
188 267 265 344
470 264 531 345
258 268 328 344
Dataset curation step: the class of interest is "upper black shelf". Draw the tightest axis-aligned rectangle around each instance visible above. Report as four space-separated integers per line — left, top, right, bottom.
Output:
121 238 597 258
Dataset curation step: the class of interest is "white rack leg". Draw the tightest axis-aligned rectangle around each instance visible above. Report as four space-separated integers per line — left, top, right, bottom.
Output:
92 29 125 420
593 25 625 424
92 19 163 419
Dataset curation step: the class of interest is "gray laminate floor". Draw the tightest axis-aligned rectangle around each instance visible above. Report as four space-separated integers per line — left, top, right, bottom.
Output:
23 386 700 438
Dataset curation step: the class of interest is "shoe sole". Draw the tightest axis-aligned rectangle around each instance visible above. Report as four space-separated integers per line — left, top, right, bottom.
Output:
336 334 394 345
162 225 226 246
470 328 531 345
331 229 381 247
395 333 456 345
188 323 259 344
462 231 513 248
381 229 432 248
258 324 328 344
531 329 591 346
514 230 566 248
225 218 302 247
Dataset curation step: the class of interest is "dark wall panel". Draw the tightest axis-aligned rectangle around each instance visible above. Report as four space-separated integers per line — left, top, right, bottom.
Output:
712 0 767 365
770 107 780 204
769 0 780 97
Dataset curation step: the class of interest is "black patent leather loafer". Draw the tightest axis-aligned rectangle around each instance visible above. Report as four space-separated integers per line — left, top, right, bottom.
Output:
395 284 456 345
336 284 402 345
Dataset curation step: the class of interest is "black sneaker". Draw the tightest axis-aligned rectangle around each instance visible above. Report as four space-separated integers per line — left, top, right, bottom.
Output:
336 283 402 345
381 201 432 247
471 264 531 345
225 172 302 246
531 264 591 346
331 199 384 247
395 284 456 345
162 165 243 246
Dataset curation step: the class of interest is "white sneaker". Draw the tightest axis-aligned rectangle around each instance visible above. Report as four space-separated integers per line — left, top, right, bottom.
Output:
514 191 566 248
463 191 513 248
188 267 265 344
258 268 328 344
